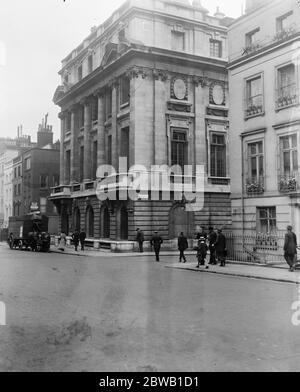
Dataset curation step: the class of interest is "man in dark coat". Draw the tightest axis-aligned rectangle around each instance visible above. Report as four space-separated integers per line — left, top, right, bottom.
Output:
215 229 227 267
79 229 86 251
150 231 163 262
196 235 208 268
208 227 217 265
178 232 188 263
284 225 297 272
136 228 145 253
72 229 80 251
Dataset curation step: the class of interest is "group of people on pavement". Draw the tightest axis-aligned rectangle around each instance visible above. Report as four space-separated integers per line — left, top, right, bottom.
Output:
136 226 227 266
72 229 87 252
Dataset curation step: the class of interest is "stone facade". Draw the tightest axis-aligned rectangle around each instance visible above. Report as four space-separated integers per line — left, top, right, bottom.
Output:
51 0 232 243
228 0 300 235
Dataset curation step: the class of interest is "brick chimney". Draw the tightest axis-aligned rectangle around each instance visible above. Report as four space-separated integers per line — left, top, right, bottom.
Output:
37 114 53 148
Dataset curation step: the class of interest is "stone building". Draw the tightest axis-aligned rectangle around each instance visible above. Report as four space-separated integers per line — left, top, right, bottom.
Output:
0 132 33 229
12 121 60 234
51 0 232 246
228 0 300 236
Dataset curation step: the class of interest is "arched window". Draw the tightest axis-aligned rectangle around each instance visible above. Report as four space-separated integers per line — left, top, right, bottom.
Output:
85 205 94 238
101 205 110 239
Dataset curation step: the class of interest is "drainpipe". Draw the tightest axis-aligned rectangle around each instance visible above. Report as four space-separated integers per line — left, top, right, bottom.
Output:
240 135 245 240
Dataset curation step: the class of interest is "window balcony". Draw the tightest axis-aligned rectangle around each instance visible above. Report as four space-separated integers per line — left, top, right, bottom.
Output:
245 177 265 195
275 84 298 110
245 95 264 118
50 185 71 199
278 173 298 193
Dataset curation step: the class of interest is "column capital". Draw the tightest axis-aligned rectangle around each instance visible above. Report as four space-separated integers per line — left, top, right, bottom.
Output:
152 69 168 82
58 111 67 120
192 76 209 88
93 88 105 98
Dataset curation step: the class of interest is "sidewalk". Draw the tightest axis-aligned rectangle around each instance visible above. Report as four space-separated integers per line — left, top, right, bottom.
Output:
49 244 300 285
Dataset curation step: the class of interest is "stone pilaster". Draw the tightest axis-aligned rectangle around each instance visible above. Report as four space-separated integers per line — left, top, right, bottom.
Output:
58 111 66 184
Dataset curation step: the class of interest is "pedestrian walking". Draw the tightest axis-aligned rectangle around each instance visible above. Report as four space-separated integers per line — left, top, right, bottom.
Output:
136 228 145 253
79 229 86 251
196 235 208 269
284 225 297 272
150 231 163 262
58 232 66 252
208 227 217 265
72 229 80 251
178 232 188 263
215 229 227 267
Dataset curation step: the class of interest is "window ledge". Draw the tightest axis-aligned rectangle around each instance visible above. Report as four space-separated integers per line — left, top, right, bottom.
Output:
120 102 130 110
244 111 265 120
275 102 299 112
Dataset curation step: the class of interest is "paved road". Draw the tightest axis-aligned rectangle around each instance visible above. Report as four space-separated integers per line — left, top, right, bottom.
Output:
0 245 300 372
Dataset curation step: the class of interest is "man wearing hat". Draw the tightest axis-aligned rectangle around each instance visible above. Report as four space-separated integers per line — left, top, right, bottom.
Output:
136 228 145 253
150 231 163 262
284 225 297 272
215 229 227 267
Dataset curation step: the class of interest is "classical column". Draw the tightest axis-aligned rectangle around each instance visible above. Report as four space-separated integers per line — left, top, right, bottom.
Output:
58 111 66 185
83 98 92 181
95 90 105 169
70 105 79 183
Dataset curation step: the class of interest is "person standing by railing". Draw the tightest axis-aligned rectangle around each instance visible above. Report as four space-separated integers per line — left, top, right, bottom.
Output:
284 225 297 272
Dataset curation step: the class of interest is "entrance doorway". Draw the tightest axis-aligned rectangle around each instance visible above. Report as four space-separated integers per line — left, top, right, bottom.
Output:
169 205 195 239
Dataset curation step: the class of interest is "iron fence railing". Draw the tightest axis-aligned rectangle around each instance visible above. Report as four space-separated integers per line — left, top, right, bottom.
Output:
224 232 286 264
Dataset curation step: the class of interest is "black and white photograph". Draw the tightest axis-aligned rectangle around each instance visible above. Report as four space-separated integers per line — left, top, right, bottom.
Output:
0 0 300 376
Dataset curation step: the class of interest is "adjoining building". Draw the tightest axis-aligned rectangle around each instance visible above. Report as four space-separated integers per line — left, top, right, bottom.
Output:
51 0 233 246
228 0 300 238
12 119 60 234
0 131 33 229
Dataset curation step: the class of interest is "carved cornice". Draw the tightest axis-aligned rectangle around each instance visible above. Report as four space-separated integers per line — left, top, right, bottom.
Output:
153 69 168 82
126 66 150 80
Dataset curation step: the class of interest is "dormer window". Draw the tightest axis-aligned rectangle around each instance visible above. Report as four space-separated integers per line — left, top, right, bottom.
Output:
88 55 93 74
77 64 83 81
171 30 185 51
277 11 293 33
246 28 260 47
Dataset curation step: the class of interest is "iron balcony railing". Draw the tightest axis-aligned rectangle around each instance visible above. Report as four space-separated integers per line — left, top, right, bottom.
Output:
275 83 298 110
278 172 299 193
245 94 264 118
245 176 265 195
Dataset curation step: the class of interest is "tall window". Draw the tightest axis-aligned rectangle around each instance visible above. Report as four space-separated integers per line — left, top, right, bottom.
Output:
277 11 293 33
276 64 297 108
80 146 84 182
92 141 98 180
210 134 226 177
257 207 276 234
66 112 71 132
24 157 31 170
106 87 112 119
107 135 112 166
92 97 98 122
78 106 85 129
40 197 47 214
77 65 83 81
245 75 263 116
171 130 187 169
65 150 71 184
248 141 264 181
245 28 260 47
40 175 48 188
210 39 222 58
171 31 185 51
120 76 130 106
280 134 298 176
120 127 129 170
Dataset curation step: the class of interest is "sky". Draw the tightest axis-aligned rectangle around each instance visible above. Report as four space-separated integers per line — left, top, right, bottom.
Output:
0 0 244 142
